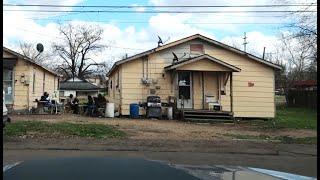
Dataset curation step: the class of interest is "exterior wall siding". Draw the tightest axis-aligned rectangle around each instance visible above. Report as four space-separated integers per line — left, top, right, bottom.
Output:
3 55 59 111
12 59 30 110
107 68 121 113
111 38 276 118
203 42 275 118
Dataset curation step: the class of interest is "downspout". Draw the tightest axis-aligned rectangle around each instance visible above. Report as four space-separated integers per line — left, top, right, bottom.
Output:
146 56 149 79
142 57 145 78
191 72 194 109
202 72 205 109
218 73 221 104
27 83 30 112
230 72 233 114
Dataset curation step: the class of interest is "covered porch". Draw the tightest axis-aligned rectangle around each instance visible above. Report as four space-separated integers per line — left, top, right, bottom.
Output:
164 54 241 121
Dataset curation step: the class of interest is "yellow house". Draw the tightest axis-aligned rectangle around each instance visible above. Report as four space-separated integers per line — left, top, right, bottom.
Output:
3 47 60 113
106 34 281 119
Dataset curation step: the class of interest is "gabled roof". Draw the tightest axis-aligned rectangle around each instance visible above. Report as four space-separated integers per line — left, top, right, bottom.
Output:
164 54 241 72
106 34 282 76
3 47 60 76
60 77 100 91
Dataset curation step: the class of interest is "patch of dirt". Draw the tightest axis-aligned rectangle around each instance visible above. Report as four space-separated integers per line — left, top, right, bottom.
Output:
10 114 317 142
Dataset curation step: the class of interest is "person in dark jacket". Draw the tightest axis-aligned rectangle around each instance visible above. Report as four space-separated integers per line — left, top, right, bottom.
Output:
85 95 95 116
96 94 107 108
72 96 80 114
40 92 54 108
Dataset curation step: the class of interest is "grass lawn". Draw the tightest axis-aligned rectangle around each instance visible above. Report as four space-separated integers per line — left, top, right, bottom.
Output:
222 133 317 145
3 121 126 139
250 107 317 130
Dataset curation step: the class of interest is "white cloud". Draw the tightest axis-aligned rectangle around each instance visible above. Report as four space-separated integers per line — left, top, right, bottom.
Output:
221 31 279 57
4 0 300 67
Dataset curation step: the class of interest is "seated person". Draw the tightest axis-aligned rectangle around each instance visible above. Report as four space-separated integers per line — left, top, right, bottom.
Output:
66 94 79 114
85 95 95 116
72 96 80 114
66 94 74 105
40 92 54 108
96 94 108 108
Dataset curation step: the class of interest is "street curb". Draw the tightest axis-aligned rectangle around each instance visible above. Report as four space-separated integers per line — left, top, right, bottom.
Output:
4 147 280 156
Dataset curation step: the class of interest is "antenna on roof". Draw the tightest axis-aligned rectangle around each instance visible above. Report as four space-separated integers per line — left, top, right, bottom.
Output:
242 32 248 52
157 36 163 47
163 37 170 44
262 47 266 60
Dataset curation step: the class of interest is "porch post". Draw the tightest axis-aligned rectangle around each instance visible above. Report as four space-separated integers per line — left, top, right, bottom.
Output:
230 72 233 113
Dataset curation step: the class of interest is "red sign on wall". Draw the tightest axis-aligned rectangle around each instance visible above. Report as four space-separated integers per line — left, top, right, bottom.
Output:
248 81 254 87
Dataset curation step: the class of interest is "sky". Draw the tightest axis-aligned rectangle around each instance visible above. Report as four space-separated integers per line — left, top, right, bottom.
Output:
3 0 317 65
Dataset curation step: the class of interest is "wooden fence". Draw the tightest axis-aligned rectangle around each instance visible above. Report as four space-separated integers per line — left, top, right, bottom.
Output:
287 89 317 109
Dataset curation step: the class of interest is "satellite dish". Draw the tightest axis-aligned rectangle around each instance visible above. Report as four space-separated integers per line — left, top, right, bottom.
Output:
157 36 163 47
172 52 178 63
36 43 44 53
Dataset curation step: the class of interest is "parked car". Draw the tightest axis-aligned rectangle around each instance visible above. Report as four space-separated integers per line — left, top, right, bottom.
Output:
3 91 11 128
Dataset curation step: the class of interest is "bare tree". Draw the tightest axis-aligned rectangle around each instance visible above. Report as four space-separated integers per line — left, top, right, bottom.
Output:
268 32 316 103
269 1 317 97
52 23 106 79
18 42 51 65
278 1 317 63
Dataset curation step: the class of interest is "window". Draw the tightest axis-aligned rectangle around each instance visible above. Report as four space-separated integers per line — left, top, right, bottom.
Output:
33 71 36 93
116 72 119 89
3 69 14 104
190 44 204 54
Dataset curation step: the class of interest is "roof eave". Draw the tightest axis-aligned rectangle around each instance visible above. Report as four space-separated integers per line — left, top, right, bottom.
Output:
106 33 282 75
164 54 241 72
3 47 60 76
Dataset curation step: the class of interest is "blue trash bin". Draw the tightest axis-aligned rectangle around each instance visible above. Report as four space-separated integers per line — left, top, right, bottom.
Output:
130 103 139 119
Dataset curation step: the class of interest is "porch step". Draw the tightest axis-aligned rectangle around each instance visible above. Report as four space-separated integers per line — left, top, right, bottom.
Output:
184 118 234 123
184 114 232 119
182 110 233 122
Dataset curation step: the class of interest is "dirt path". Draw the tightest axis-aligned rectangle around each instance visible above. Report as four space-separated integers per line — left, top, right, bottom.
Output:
11 114 317 141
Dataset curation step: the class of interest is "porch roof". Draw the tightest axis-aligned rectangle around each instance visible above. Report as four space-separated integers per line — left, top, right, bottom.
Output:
164 54 241 72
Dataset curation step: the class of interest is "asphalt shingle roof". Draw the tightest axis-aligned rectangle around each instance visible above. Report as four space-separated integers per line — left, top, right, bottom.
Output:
59 81 100 91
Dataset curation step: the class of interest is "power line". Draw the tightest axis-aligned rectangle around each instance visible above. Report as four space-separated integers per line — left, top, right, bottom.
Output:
3 9 317 13
3 3 317 8
27 19 294 25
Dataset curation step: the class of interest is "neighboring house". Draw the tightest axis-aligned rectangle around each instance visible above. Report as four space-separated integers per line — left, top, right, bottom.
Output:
106 34 282 118
59 77 101 98
86 75 108 89
3 47 60 113
292 80 317 90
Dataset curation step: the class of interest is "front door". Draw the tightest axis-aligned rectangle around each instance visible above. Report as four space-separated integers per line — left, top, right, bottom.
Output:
177 72 192 109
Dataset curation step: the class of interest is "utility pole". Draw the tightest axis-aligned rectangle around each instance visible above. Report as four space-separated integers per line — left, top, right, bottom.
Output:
262 47 266 60
243 32 248 52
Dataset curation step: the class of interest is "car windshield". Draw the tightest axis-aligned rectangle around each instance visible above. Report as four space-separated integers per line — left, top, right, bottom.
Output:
3 0 317 179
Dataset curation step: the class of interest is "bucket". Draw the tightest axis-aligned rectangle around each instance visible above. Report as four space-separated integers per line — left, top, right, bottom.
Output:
167 107 173 120
130 103 139 119
105 103 115 118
